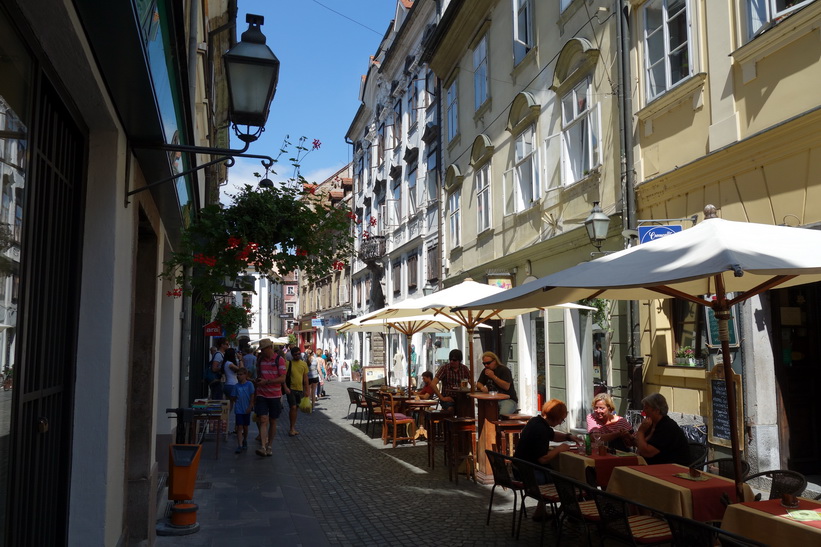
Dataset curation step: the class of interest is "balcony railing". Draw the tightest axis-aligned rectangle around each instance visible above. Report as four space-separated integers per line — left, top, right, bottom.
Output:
358 235 386 263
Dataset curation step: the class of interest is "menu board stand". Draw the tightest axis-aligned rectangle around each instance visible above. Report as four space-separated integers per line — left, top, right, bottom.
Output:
706 364 743 449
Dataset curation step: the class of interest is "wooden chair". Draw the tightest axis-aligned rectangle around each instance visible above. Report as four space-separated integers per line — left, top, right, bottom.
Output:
551 471 600 546
361 393 383 438
444 417 477 483
743 469 807 501
593 488 673 546
425 409 448 469
379 392 416 448
484 450 526 538
510 458 560 543
703 457 750 480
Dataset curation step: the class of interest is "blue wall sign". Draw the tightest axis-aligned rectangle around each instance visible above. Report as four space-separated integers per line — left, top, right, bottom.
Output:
638 224 682 244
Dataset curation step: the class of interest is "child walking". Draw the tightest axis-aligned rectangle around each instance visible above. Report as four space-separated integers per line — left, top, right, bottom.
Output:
233 368 255 453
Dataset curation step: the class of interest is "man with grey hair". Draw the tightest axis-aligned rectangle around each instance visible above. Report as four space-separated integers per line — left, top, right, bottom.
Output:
635 393 690 465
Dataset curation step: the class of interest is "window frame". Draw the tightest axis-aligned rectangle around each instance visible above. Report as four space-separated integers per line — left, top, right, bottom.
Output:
504 124 539 215
560 77 601 185
446 80 459 142
643 0 693 101
745 0 813 40
473 34 489 111
448 188 461 249
476 163 491 233
407 253 418 290
512 0 533 65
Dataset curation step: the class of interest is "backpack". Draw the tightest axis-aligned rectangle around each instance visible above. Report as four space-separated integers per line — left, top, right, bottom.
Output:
204 352 224 385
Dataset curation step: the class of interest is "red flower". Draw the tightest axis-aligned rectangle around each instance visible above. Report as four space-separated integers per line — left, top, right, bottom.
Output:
194 253 217 267
296 248 308 256
362 230 370 240
332 261 346 271
347 212 357 221
165 288 183 298
369 217 378 227
227 236 242 249
312 139 321 150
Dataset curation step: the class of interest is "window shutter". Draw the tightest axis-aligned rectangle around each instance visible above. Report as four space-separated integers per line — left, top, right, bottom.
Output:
544 130 563 191
503 167 515 216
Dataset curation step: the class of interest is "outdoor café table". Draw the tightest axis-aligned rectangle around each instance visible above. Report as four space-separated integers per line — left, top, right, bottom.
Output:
722 497 821 545
607 463 754 522
402 398 438 428
557 449 646 488
490 419 528 456
467 392 510 436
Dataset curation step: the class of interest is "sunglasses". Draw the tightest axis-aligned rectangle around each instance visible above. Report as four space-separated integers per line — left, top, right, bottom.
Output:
482 360 493 365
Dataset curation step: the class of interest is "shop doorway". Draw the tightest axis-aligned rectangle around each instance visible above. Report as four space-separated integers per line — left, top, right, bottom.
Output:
771 284 821 475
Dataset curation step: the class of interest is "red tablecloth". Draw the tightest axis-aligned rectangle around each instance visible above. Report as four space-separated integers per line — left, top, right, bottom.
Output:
739 498 821 530
587 453 640 487
632 464 739 522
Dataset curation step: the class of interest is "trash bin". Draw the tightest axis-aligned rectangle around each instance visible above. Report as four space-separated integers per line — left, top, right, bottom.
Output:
168 444 202 501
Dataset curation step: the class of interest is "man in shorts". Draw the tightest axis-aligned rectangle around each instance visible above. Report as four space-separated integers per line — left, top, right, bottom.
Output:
253 338 287 456
285 347 310 437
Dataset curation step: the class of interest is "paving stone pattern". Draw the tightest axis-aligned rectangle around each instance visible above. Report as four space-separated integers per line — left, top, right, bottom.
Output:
156 380 586 546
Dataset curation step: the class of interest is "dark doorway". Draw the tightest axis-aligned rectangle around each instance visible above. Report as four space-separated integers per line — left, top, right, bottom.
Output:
771 284 821 475
4 72 86 545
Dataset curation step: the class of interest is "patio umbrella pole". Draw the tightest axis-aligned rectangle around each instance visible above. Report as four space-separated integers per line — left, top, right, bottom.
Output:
714 277 745 502
467 326 475 383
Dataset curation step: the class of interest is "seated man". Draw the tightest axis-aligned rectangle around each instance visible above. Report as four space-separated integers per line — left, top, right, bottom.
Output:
430 349 473 412
634 393 690 465
414 371 436 399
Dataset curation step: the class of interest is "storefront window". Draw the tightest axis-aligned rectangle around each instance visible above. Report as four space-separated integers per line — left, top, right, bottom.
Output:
0 8 32 543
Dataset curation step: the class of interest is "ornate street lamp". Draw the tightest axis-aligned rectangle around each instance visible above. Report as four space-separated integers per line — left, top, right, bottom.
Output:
224 14 280 142
584 202 610 250
128 13 279 200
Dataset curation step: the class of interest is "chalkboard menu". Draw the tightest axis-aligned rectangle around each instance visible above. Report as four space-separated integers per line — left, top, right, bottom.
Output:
705 307 739 347
706 366 743 448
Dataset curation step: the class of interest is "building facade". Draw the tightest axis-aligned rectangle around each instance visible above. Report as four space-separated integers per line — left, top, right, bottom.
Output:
0 0 237 544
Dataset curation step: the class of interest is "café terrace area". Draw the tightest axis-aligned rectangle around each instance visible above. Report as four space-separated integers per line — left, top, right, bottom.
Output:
155 378 820 546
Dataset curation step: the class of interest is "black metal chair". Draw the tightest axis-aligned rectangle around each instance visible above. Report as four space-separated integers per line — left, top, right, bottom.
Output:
663 513 719 546
703 457 750 480
551 471 600 546
593 488 673 546
346 387 365 422
510 458 560 542
484 450 526 537
361 393 384 437
743 469 807 501
687 441 709 468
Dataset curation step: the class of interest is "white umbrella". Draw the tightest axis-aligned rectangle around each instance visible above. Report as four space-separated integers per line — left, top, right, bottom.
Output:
367 279 593 381
457 205 821 496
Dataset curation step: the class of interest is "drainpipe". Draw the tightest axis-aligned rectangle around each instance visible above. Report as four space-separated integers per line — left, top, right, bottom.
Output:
616 0 641 400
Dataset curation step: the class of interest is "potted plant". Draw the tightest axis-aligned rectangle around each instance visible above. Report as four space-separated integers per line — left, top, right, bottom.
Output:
160 136 354 318
675 346 696 366
351 359 362 381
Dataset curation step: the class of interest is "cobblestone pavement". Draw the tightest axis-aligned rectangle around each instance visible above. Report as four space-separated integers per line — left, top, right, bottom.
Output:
155 380 588 546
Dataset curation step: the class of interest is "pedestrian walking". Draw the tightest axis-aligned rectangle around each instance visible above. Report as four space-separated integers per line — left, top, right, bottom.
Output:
253 338 287 456
306 348 320 405
233 368 255 453
223 347 240 433
285 347 309 437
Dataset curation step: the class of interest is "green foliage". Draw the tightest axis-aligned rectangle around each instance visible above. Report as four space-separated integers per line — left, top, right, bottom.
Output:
160 137 353 317
214 301 253 340
352 359 361 372
579 298 611 331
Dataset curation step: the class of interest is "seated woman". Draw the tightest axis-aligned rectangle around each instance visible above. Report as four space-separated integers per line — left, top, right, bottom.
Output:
635 393 690 465
586 393 634 452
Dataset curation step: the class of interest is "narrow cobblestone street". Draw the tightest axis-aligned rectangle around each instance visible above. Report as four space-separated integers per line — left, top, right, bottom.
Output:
156 380 582 546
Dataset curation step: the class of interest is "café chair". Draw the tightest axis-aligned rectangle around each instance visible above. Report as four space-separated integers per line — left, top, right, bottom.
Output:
346 387 365 423
361 393 384 438
715 530 770 547
593 489 673 546
380 392 416 448
743 469 807 501
702 458 750 480
687 441 709 469
551 471 600 546
445 417 477 483
425 409 448 469
484 450 526 538
663 513 719 546
510 458 560 543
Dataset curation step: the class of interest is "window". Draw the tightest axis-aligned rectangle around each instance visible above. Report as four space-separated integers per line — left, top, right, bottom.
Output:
448 188 461 248
425 150 438 206
561 78 600 185
476 163 491 232
513 0 533 64
407 164 418 216
473 35 488 110
391 179 402 226
407 254 418 290
504 125 539 214
746 0 813 39
446 80 458 141
286 304 295 314
643 0 691 100
365 276 371 303
286 286 295 295
424 70 436 109
393 100 402 148
392 261 401 295
427 244 440 282
560 0 573 11
377 123 385 164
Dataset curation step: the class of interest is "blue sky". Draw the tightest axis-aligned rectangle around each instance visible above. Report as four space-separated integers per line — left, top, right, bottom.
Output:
225 1 398 197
